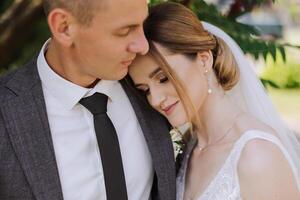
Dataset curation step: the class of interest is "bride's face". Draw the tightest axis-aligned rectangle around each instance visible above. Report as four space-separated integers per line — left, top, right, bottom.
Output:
129 45 209 127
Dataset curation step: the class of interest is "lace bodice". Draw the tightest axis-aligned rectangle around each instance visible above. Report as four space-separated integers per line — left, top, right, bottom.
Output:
176 130 298 200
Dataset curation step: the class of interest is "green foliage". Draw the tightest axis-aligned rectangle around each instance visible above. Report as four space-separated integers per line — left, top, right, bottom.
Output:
261 78 280 89
192 0 287 62
261 52 300 88
267 88 300 120
148 0 182 6
148 0 290 62
149 0 167 6
8 18 50 69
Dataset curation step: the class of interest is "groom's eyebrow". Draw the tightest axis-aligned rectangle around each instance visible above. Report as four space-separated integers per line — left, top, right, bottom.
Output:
149 67 161 79
118 13 149 30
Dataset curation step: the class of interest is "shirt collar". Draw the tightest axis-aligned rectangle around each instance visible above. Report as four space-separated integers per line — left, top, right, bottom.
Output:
37 39 118 110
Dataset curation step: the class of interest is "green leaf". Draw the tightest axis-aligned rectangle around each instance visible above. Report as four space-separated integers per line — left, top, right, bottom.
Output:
278 45 286 62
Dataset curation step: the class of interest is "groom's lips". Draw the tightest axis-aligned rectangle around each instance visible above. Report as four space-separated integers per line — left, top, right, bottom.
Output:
121 57 135 66
162 101 179 116
121 60 133 66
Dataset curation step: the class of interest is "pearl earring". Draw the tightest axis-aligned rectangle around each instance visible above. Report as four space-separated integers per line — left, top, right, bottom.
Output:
204 69 212 94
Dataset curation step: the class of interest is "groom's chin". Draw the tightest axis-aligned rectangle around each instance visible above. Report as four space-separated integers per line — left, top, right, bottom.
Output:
100 68 129 81
115 65 131 80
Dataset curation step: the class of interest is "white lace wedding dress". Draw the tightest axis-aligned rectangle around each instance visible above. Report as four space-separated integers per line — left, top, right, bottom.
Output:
176 130 299 200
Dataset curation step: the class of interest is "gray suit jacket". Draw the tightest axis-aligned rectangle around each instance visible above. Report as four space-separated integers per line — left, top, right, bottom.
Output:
0 58 176 200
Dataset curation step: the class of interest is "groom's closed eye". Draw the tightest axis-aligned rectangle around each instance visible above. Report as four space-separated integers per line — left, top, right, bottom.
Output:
116 26 135 37
117 28 131 37
115 24 141 37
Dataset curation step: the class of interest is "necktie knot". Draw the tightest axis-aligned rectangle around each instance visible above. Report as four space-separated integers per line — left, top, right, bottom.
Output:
79 93 108 115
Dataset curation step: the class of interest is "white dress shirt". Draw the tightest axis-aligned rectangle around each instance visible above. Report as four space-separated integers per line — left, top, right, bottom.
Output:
37 39 154 200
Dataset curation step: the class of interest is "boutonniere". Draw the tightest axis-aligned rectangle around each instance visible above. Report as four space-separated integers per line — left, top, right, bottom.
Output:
170 128 185 160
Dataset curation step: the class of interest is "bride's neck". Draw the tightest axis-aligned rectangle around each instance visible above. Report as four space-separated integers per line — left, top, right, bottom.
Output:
195 91 242 147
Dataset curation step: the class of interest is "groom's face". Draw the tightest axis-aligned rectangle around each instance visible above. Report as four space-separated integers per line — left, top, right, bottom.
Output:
71 0 149 81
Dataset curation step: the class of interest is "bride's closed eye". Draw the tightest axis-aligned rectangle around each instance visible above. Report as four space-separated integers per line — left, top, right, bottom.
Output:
136 71 169 96
156 72 169 84
136 85 150 96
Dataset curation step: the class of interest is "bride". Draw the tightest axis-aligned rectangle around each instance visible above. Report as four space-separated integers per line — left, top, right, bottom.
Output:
128 2 300 199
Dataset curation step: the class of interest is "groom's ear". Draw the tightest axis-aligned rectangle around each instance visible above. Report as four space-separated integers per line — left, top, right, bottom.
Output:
47 8 77 47
196 50 214 71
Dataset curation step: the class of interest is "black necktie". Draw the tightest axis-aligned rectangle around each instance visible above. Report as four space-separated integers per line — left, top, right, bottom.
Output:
79 93 128 200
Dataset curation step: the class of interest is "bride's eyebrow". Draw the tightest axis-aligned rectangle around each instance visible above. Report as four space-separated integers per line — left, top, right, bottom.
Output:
149 67 162 79
134 67 162 88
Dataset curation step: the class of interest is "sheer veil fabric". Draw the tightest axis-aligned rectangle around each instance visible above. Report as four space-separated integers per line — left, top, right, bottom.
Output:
202 22 300 190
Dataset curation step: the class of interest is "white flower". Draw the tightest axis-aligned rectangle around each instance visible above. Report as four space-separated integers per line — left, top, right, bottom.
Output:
170 128 184 159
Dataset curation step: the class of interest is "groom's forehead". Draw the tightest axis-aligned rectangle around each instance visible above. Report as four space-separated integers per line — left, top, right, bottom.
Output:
93 0 148 27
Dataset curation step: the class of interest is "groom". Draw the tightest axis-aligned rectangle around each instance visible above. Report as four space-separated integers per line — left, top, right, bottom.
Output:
0 0 175 199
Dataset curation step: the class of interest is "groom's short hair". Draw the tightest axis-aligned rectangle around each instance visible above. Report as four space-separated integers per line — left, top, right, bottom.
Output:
43 0 104 26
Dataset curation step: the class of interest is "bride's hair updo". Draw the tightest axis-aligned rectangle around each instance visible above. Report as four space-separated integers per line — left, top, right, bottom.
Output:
143 2 240 133
145 2 239 90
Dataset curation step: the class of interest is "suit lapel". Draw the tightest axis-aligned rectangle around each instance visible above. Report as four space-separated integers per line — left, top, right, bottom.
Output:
120 78 176 199
1 61 63 200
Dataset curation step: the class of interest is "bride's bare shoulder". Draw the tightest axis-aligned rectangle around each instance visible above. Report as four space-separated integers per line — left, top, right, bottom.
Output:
237 133 299 199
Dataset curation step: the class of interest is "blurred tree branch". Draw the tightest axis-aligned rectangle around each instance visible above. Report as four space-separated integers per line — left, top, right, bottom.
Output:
0 0 44 69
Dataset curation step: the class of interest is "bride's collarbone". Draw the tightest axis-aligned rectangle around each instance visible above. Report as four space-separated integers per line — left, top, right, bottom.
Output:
184 143 234 200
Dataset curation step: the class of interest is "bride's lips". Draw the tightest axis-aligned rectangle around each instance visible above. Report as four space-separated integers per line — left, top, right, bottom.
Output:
162 101 179 116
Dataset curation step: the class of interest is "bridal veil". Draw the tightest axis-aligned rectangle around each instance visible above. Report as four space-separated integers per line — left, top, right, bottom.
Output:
202 22 300 189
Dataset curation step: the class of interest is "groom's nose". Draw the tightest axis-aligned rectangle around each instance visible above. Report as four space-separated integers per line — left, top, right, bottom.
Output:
127 28 149 55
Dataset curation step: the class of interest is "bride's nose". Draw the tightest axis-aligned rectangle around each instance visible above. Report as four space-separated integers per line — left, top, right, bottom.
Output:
149 87 167 109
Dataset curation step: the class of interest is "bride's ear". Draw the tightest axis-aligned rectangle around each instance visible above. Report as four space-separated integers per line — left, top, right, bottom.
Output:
196 50 214 72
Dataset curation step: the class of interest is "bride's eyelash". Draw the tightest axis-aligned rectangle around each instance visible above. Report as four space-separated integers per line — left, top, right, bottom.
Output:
136 87 150 96
156 72 169 83
143 89 150 96
159 76 169 83
144 89 150 96
136 72 169 96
